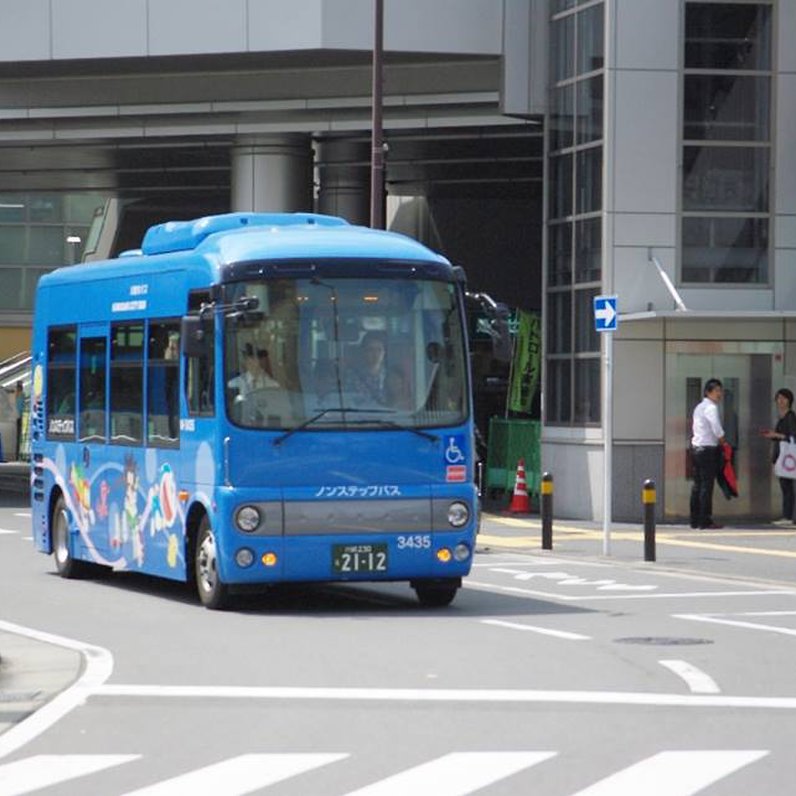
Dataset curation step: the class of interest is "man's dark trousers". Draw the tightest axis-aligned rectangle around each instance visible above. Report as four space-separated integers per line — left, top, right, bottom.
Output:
690 445 720 528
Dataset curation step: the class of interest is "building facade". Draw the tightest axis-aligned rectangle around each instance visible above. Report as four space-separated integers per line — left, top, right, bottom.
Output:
0 0 793 520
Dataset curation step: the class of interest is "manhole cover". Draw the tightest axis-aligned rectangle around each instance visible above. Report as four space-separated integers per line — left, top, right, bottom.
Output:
613 637 713 646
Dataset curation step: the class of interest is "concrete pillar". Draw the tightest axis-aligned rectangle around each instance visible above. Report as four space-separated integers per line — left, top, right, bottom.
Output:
231 134 312 212
315 138 370 226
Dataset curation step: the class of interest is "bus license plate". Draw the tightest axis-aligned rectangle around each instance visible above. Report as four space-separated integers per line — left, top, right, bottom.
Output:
332 544 388 574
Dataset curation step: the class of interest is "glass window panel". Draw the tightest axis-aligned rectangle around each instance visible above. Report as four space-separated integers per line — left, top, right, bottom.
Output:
576 75 603 145
550 84 574 152
576 146 602 214
575 288 600 353
552 0 575 12
28 226 66 266
683 145 768 212
575 217 601 283
685 3 771 71
0 226 25 265
0 268 24 310
28 195 63 223
0 196 25 223
552 15 575 83
147 320 180 448
684 75 770 141
574 358 601 423
682 216 768 283
110 323 144 445
79 337 107 443
549 153 573 220
23 268 52 311
46 326 77 441
65 194 105 224
548 222 573 288
546 290 572 354
546 358 572 424
577 4 604 75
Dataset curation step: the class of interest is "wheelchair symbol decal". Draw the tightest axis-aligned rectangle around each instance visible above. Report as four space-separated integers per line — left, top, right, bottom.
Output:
445 435 466 464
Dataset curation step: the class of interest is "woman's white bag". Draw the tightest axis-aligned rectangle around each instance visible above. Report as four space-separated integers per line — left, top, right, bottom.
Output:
775 437 796 479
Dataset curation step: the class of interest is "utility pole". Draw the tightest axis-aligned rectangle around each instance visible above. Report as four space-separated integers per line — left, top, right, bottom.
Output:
370 0 385 229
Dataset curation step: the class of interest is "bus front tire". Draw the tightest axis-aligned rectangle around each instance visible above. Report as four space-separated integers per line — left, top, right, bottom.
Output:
194 517 231 610
413 578 459 607
52 496 90 579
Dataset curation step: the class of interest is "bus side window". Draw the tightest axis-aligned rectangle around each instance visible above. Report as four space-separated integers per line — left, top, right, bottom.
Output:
46 326 77 440
186 290 215 417
78 336 107 443
110 322 144 445
147 320 180 447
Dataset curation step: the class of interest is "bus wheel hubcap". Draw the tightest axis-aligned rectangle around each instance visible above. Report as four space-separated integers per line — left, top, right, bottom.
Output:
198 533 218 592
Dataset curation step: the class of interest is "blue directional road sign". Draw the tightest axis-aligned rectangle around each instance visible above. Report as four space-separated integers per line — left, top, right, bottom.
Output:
593 295 618 332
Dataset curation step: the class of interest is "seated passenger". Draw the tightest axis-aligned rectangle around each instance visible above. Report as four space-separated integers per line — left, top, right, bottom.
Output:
346 332 387 404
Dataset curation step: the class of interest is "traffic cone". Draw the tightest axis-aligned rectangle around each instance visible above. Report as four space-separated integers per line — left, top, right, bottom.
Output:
507 458 531 513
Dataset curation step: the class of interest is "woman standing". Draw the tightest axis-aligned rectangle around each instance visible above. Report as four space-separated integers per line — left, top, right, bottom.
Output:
762 388 796 525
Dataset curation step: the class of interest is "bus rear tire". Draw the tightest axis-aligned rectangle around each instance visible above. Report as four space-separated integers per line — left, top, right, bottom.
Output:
195 516 231 610
413 578 459 607
52 496 91 579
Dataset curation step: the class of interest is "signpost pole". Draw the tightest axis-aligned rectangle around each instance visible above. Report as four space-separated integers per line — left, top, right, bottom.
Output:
603 330 612 556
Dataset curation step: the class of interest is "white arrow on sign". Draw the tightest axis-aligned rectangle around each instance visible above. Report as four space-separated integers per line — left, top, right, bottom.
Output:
595 300 616 328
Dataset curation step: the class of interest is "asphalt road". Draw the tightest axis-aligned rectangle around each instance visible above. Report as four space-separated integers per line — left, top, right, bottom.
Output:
3 501 796 794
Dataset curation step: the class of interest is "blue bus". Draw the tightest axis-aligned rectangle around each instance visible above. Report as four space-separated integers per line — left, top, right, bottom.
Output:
30 213 478 609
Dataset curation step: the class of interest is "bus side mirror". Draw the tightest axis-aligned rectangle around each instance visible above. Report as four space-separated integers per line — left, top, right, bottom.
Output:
181 315 208 358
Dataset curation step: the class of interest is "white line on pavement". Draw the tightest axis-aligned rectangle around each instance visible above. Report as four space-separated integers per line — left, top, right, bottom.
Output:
658 660 720 694
0 621 114 761
465 580 796 601
480 619 591 641
95 684 796 710
0 754 139 796
674 613 796 638
569 750 768 796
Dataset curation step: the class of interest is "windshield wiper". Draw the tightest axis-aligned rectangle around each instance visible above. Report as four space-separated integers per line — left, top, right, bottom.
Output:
272 407 392 446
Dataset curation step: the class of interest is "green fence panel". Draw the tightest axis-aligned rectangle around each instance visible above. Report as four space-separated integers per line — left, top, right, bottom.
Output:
485 417 541 495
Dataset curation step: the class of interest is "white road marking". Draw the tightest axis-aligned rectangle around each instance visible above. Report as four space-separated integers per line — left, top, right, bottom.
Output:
481 619 591 641
484 569 657 591
120 753 347 796
0 621 114 761
569 750 767 796
658 660 720 694
96 683 796 710
0 754 139 796
13 512 31 518
675 612 796 638
343 752 555 796
465 580 796 601
0 529 16 535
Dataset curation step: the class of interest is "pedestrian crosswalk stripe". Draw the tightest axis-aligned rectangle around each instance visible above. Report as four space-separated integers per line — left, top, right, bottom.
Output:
569 750 769 796
119 753 348 796
343 752 556 796
0 754 139 796
0 750 772 796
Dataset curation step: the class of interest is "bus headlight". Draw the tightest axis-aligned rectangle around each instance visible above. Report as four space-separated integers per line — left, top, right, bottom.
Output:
235 505 261 533
447 501 470 528
235 548 255 568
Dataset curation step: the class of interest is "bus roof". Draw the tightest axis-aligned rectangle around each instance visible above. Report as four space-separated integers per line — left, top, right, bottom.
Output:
40 212 452 289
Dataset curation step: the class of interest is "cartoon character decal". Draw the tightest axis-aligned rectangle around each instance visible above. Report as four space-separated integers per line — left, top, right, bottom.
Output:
43 449 187 574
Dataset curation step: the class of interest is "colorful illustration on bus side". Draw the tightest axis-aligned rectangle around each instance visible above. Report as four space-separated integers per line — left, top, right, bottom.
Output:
42 447 186 574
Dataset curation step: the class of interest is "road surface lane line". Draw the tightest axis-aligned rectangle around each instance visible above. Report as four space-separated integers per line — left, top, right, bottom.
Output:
343 752 555 796
465 580 795 601
0 621 114 761
0 754 139 796
675 612 796 637
658 660 720 694
96 684 796 710
481 619 591 640
568 750 767 796
119 753 347 796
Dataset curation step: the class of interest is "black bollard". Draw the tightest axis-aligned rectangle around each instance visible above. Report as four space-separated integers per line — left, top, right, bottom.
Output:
541 472 553 550
643 479 656 562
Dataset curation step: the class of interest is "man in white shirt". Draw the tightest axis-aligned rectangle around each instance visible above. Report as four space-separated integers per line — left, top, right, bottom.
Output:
690 378 726 530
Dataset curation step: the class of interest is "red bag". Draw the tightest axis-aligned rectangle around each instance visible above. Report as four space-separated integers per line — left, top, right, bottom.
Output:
717 441 738 499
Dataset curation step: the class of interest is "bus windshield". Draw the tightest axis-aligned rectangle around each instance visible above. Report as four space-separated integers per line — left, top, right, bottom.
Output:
223 275 468 431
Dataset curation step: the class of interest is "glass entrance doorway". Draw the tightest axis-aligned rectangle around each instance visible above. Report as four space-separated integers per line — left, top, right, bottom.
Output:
665 342 783 521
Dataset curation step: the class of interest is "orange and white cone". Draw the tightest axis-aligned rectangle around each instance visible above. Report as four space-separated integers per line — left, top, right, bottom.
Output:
507 458 531 513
